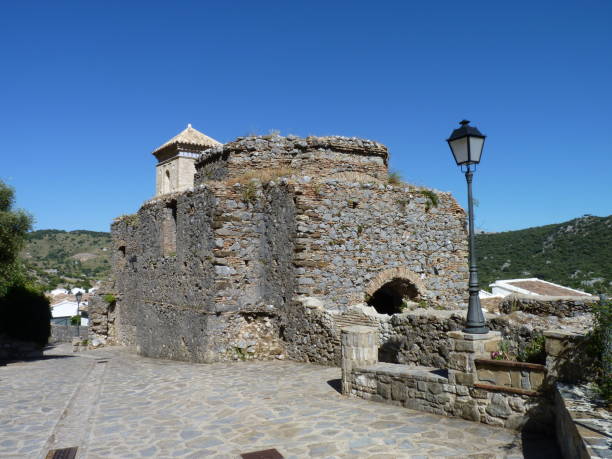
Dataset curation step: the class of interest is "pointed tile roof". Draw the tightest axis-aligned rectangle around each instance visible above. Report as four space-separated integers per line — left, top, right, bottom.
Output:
152 124 221 157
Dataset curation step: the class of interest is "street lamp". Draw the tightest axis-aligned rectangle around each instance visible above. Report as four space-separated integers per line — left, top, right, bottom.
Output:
447 120 489 334
75 290 83 317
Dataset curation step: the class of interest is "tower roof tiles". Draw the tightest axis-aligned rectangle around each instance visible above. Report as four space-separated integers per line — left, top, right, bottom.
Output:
152 124 221 158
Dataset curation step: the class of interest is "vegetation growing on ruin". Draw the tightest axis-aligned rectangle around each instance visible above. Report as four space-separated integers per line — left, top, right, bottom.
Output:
103 294 116 304
240 182 258 204
387 171 403 185
116 213 140 227
416 190 439 211
586 298 612 403
517 334 546 364
477 215 612 295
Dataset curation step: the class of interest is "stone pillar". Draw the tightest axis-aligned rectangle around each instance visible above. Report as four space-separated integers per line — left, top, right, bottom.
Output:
447 330 502 385
341 326 378 395
544 329 584 382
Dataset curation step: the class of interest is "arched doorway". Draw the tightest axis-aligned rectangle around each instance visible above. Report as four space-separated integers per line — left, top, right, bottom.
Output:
367 277 420 315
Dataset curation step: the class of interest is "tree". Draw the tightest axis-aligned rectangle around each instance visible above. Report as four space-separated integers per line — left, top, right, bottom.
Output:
0 180 33 297
0 180 50 347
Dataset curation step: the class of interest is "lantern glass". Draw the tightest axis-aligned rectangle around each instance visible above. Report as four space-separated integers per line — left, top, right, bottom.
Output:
449 137 468 165
469 136 485 163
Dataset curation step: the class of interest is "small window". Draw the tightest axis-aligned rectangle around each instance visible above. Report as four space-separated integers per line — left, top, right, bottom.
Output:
162 200 177 256
165 170 172 193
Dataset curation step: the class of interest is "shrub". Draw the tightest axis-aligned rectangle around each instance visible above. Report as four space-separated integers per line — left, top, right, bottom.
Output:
0 284 51 346
586 298 612 403
417 189 439 212
70 315 81 326
388 171 403 185
241 182 258 204
518 334 546 364
103 294 116 304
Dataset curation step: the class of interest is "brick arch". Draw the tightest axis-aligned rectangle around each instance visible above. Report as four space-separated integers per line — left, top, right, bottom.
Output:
364 267 426 299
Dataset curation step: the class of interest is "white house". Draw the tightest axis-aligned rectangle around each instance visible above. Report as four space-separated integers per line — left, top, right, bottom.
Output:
50 288 69 296
51 299 89 326
488 278 593 298
70 287 86 295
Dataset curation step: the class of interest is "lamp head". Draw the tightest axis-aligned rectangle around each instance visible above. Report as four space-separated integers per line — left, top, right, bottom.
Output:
446 120 486 166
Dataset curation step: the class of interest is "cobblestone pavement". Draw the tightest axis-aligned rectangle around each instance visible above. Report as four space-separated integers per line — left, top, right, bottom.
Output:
0 344 553 458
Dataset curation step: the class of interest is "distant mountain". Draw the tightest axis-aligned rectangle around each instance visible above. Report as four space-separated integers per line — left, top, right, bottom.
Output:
476 215 612 295
22 230 112 290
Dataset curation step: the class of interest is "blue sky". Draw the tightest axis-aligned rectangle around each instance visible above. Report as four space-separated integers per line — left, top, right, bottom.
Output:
1 1 610 233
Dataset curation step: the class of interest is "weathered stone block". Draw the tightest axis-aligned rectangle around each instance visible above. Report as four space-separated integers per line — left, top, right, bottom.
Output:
453 371 476 386
509 370 521 388
477 369 497 385
530 371 545 389
508 397 525 412
448 352 471 372
428 382 444 394
485 393 511 418
459 401 480 422
377 382 391 399
484 337 502 353
454 339 478 352
391 381 407 401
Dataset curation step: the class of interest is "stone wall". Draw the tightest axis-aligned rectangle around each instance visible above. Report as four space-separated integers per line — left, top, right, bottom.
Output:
97 134 470 364
342 326 554 431
554 383 611 459
194 135 389 185
500 294 597 317
49 324 88 343
331 307 550 369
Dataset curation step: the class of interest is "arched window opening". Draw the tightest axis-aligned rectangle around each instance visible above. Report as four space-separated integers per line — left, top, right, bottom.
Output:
367 277 420 315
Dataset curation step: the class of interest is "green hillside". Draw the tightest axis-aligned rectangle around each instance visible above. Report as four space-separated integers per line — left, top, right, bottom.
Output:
21 229 112 290
476 215 612 295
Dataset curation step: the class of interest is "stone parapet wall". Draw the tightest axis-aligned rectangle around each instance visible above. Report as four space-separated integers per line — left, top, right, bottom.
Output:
194 135 389 185
500 294 597 317
341 326 552 431
338 308 552 369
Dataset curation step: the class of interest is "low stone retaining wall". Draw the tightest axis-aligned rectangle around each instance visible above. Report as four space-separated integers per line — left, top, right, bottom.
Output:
500 294 596 317
50 324 88 343
555 383 611 459
0 335 43 361
341 326 553 431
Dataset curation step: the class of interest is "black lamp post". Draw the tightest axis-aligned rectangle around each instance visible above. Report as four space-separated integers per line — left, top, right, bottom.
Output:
447 120 489 334
75 290 83 317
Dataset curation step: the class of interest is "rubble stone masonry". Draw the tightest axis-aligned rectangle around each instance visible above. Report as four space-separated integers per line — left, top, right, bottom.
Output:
94 135 469 364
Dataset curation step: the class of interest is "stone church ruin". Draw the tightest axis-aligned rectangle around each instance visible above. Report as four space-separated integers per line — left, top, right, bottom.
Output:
90 124 470 364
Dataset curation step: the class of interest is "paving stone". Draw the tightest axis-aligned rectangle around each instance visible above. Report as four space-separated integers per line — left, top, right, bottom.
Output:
0 343 538 458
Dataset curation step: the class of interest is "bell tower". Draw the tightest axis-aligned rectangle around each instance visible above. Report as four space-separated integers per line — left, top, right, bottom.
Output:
152 124 221 196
